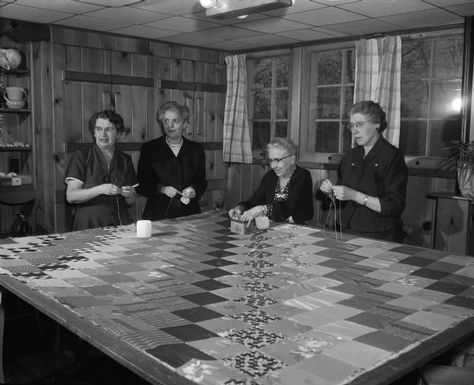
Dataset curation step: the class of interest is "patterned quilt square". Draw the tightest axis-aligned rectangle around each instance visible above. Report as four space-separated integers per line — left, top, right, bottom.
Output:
222 327 283 349
235 294 278 308
230 309 282 327
223 350 285 378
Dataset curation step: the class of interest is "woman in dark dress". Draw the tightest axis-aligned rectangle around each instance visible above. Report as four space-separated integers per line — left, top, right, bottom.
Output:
229 137 314 225
137 101 207 220
320 100 408 242
65 110 137 231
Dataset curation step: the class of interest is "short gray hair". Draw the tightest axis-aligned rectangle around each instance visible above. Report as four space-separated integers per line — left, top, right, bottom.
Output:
267 137 298 157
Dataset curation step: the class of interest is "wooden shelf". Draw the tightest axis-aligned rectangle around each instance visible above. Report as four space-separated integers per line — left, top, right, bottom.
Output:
0 147 32 152
0 108 30 113
1 68 29 77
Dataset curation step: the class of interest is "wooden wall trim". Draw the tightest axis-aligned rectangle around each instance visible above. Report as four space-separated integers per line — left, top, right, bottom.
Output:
161 80 226 93
65 141 223 152
63 71 227 93
63 70 155 87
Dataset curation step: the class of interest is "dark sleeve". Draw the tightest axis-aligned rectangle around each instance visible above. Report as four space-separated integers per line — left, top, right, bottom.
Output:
190 144 207 200
124 154 138 186
65 150 86 183
379 151 408 217
137 142 161 197
273 168 314 224
241 171 273 210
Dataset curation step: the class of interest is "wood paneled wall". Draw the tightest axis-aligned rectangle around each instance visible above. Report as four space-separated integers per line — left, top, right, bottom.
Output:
32 26 227 234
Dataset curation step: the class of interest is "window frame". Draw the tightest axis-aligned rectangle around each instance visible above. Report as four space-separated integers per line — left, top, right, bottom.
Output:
299 41 356 164
247 50 292 158
298 29 465 166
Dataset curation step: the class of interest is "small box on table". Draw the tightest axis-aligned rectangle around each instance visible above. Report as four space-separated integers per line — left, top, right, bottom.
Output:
230 219 255 235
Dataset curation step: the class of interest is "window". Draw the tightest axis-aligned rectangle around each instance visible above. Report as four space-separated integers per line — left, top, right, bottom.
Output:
300 43 355 162
299 31 463 163
400 34 463 157
248 55 289 154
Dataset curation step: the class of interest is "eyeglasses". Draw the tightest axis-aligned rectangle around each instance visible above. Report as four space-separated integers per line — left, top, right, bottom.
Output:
267 154 293 164
163 118 183 126
95 126 116 134
349 121 371 130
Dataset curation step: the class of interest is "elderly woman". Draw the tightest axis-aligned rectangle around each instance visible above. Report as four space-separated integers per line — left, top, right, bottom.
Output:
320 100 408 242
229 137 314 225
65 110 137 231
137 101 207 220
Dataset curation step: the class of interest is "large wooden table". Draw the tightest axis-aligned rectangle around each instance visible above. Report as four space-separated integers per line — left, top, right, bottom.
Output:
0 211 473 385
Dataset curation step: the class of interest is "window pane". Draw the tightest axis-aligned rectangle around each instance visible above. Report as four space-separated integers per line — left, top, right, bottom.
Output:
402 40 431 80
343 85 354 118
315 121 339 153
430 80 462 119
276 56 289 87
254 58 272 88
317 51 342 85
430 119 462 157
275 121 287 137
275 89 288 119
317 87 341 119
433 37 463 78
401 81 428 118
252 121 270 150
345 49 355 83
399 120 426 156
342 121 352 152
253 90 271 119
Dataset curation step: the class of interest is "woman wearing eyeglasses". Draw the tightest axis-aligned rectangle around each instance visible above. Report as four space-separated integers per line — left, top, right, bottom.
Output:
137 101 207 220
229 137 314 225
320 100 408 242
65 110 137 231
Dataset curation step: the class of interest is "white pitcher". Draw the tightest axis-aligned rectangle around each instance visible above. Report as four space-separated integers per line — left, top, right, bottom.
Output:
3 87 27 109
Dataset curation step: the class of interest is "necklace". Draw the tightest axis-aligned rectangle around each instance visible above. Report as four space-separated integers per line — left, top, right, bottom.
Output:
166 137 183 147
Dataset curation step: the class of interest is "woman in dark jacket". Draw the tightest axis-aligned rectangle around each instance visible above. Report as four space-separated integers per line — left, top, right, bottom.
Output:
229 137 314 225
137 101 207 220
320 100 408 242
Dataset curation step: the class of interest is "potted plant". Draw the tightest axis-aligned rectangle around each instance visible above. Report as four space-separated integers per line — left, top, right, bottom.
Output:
442 140 474 199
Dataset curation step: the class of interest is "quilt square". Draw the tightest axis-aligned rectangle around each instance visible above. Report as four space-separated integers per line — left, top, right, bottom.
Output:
223 350 285 377
147 343 216 368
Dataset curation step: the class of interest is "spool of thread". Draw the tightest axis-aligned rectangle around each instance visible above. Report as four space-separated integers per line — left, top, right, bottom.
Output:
255 216 270 230
136 220 152 238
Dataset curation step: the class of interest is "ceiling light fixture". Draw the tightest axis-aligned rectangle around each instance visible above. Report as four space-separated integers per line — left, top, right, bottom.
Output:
204 0 293 19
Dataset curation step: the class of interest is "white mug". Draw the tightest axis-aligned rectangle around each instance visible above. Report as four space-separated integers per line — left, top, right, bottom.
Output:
136 220 152 238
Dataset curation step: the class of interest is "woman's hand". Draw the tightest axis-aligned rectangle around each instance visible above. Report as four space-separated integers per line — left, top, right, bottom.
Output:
120 185 137 198
161 186 179 198
228 205 243 220
241 205 266 226
320 179 334 195
332 185 357 201
99 183 122 196
182 186 196 199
